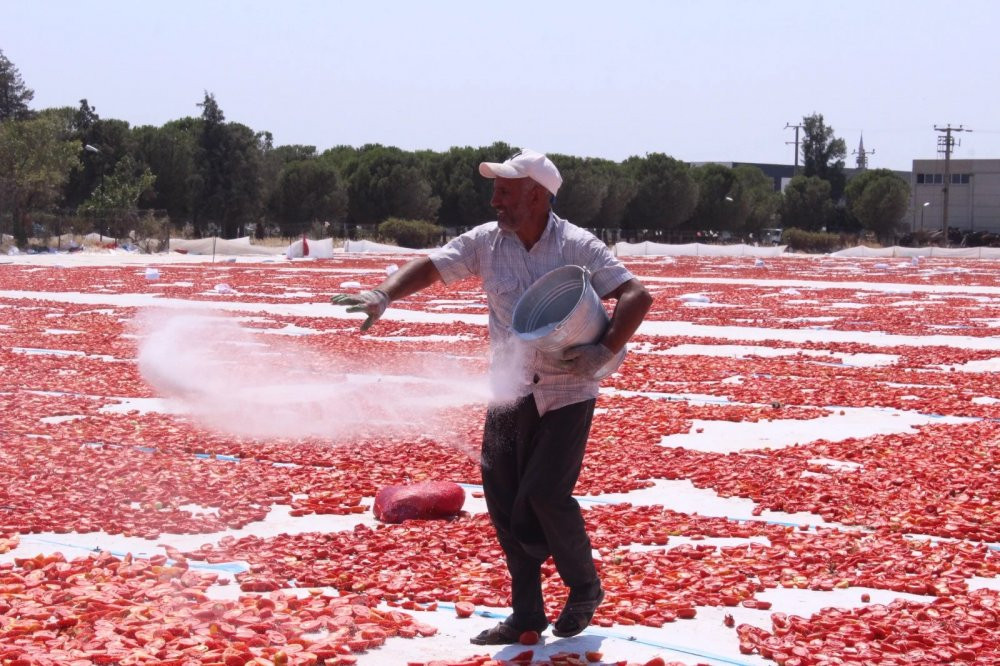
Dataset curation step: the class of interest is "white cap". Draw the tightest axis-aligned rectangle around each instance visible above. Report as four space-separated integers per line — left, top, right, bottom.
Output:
478 149 562 196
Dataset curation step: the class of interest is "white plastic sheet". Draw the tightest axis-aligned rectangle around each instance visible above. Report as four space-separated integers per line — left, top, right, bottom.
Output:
285 237 337 259
342 239 435 255
831 246 1000 259
170 237 285 256
613 241 787 258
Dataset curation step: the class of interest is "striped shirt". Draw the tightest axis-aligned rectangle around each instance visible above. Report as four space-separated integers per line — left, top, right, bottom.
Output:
430 212 633 415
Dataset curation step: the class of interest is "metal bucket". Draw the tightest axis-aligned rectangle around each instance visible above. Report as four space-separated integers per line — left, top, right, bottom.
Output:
511 265 626 379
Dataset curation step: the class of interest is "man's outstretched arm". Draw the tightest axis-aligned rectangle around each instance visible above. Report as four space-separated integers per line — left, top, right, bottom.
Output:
331 256 443 331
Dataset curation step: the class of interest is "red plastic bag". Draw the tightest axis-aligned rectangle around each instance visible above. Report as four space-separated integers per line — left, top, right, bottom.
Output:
373 481 465 523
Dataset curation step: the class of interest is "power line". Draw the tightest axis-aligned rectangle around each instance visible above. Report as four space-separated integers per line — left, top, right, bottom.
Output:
933 124 972 247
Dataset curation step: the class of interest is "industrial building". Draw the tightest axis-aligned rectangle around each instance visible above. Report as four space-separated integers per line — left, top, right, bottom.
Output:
910 159 1000 234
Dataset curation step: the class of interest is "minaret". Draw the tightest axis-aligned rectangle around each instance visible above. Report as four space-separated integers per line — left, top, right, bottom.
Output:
853 133 873 170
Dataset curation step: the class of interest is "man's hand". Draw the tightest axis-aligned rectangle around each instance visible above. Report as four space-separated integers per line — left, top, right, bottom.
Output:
558 343 616 378
331 289 390 331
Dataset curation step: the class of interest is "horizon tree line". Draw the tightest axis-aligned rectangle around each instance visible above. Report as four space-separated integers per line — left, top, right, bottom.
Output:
0 49 909 247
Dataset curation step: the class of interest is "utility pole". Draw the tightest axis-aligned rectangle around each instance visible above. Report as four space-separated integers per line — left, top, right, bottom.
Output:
785 122 803 177
934 124 972 247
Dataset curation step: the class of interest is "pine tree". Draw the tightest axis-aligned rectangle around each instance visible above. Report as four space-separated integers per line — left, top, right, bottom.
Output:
0 50 34 122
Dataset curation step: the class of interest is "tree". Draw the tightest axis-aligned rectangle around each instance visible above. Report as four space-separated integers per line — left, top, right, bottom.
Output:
845 168 910 241
0 116 79 244
269 159 348 236
801 113 847 201
72 99 99 132
131 119 199 223
0 50 34 122
78 155 156 213
428 146 485 230
377 217 443 248
733 165 781 237
78 155 156 238
426 143 513 230
621 153 698 237
552 155 612 229
62 102 135 211
780 175 836 232
345 145 439 227
191 92 264 237
593 161 636 231
689 163 744 233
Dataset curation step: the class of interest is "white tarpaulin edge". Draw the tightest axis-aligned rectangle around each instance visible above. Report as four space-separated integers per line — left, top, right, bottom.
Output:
613 241 788 257
612 242 1000 260
342 239 435 255
831 245 1000 259
171 237 285 256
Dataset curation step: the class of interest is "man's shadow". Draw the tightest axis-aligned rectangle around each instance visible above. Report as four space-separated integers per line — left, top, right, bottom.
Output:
493 633 607 660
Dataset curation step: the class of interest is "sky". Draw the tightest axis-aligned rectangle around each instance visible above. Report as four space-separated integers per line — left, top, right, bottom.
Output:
3 0 999 171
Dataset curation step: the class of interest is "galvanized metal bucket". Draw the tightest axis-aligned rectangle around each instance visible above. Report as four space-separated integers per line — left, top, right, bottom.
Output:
511 265 626 379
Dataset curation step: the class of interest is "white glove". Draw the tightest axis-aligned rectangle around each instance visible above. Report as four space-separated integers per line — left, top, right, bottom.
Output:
331 289 390 331
558 343 616 378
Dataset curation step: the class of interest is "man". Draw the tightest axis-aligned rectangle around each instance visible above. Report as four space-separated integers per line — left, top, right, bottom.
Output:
332 149 652 644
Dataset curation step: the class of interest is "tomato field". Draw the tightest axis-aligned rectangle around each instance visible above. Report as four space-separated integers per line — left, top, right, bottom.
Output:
1 252 999 665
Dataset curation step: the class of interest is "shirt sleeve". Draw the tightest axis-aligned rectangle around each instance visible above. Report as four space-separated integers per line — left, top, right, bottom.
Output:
429 226 483 285
577 235 634 298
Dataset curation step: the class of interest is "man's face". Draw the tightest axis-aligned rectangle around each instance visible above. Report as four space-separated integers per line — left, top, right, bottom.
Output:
491 177 541 233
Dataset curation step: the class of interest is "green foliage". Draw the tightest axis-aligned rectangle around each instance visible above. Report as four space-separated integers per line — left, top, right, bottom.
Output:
270 145 318 162
0 115 80 244
78 155 156 216
269 159 348 236
553 155 636 230
192 92 263 237
621 153 697 234
551 155 604 228
689 164 743 232
845 168 910 241
733 165 781 235
781 227 844 253
131 120 199 222
131 211 172 252
2 67 838 247
377 217 443 248
427 142 512 230
801 113 847 200
594 164 637 230
73 99 99 132
345 145 440 226
63 104 137 211
77 154 157 240
0 49 34 122
780 175 836 231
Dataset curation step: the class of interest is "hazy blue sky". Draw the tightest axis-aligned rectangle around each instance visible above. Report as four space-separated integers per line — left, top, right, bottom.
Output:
4 0 998 170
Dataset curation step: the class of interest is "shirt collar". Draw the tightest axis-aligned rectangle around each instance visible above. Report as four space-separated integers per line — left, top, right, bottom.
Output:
493 211 559 252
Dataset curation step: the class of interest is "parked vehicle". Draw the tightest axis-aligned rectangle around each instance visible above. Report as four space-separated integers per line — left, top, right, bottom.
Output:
761 228 783 245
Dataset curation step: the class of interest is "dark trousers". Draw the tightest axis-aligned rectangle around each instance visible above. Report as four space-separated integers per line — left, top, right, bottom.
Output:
481 395 598 627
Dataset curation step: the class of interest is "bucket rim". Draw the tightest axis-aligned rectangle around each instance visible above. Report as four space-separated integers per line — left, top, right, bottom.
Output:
511 265 591 339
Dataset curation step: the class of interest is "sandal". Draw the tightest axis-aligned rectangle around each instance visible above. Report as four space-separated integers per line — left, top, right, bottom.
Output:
469 621 526 645
470 615 548 645
552 587 604 638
